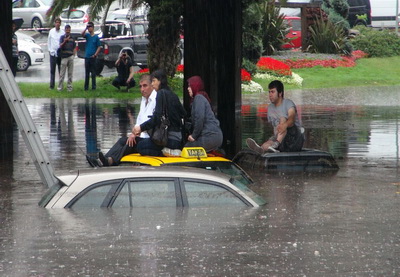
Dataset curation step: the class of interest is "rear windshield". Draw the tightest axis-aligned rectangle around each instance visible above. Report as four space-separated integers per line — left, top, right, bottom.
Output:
61 10 85 19
164 161 254 187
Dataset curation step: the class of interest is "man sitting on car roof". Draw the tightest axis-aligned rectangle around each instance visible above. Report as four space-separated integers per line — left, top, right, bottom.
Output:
87 74 156 167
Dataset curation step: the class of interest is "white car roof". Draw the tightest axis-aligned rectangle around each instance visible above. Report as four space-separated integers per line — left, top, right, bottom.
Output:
46 166 264 208
57 166 232 187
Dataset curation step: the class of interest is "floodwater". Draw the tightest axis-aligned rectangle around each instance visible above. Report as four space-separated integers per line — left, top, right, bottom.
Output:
1 86 400 276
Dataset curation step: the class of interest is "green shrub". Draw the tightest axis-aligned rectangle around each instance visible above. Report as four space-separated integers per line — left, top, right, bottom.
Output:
327 9 350 31
242 58 258 75
242 1 263 64
351 26 400 57
308 16 351 55
258 2 287 55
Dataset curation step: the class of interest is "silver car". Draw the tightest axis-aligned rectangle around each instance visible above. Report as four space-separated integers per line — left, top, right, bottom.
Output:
39 166 266 208
12 0 52 31
60 5 100 36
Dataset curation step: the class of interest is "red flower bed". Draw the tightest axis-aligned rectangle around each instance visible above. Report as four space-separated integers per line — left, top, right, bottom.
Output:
136 68 149 74
241 68 252 82
256 57 292 76
278 50 368 69
176 64 184 73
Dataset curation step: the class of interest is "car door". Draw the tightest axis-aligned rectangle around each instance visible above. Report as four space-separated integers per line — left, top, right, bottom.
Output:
65 177 181 208
13 0 33 28
111 178 181 208
179 178 250 207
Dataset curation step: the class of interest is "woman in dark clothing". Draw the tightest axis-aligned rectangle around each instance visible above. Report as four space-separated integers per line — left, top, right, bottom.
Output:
184 76 223 152
133 69 186 156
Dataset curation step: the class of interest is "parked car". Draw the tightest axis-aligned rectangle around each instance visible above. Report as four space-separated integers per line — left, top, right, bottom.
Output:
77 19 148 74
16 31 45 71
347 0 371 27
12 0 52 31
60 5 99 37
282 16 302 49
39 166 267 208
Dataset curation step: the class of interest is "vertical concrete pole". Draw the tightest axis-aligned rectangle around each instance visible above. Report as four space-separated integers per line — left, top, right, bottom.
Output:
184 0 242 158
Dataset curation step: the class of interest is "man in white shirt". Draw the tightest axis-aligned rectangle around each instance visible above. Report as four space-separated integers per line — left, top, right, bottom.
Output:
47 18 65 89
87 74 157 167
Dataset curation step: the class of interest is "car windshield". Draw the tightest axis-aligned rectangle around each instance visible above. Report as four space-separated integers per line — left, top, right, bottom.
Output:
42 0 53 5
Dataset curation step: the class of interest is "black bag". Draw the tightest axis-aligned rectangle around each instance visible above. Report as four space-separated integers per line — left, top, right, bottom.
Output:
148 91 170 146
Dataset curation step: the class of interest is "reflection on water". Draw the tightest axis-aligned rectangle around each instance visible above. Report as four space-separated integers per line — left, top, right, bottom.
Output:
1 87 400 275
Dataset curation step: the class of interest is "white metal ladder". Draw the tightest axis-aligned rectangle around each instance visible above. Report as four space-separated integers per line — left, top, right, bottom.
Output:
0 47 56 188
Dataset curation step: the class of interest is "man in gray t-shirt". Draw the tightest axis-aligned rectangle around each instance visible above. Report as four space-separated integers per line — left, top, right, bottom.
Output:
246 80 304 154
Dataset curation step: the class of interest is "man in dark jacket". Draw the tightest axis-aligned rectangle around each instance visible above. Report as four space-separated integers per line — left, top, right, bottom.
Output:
112 50 136 91
57 25 76 91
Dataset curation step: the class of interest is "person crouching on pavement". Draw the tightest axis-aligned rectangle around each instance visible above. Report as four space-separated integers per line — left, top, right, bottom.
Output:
246 80 304 154
112 50 136 91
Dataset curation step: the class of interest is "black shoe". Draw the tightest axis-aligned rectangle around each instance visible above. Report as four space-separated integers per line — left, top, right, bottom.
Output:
98 152 109 166
86 155 102 168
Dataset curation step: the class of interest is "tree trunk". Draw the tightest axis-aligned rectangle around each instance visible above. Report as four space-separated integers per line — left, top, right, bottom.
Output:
0 1 14 161
146 0 182 76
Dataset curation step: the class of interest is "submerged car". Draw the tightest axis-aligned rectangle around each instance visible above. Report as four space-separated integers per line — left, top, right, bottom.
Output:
16 31 45 71
39 166 267 208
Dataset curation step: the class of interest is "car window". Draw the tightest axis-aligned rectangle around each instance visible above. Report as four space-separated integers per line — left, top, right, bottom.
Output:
70 181 120 208
112 179 177 208
61 10 85 19
290 19 301 31
133 24 146 36
183 180 246 207
13 1 22 8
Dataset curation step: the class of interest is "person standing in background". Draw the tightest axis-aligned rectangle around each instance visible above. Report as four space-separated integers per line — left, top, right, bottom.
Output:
11 21 18 76
81 21 102 91
57 25 76 92
47 18 64 90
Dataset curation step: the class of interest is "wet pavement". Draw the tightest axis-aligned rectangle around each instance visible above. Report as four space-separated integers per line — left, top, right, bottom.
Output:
0 87 399 276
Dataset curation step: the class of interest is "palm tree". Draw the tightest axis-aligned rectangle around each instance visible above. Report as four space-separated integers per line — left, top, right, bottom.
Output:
145 0 182 76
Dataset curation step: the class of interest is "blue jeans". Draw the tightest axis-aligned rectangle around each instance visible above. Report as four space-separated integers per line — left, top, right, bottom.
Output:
84 57 97 90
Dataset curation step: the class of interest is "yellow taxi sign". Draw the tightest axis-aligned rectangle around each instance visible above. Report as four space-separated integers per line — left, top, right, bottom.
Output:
181 147 208 158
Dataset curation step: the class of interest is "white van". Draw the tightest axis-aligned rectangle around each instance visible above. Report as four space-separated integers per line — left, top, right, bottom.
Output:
370 0 400 28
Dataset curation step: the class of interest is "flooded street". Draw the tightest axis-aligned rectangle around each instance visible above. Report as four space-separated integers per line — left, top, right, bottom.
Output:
1 86 399 276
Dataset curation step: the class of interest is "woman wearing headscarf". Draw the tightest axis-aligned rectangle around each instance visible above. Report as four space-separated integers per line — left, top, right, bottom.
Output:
184 76 223 152
133 69 186 156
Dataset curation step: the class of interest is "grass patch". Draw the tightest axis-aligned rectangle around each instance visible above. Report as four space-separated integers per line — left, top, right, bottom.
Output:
253 56 400 90
19 75 184 99
18 56 400 98
292 57 400 89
